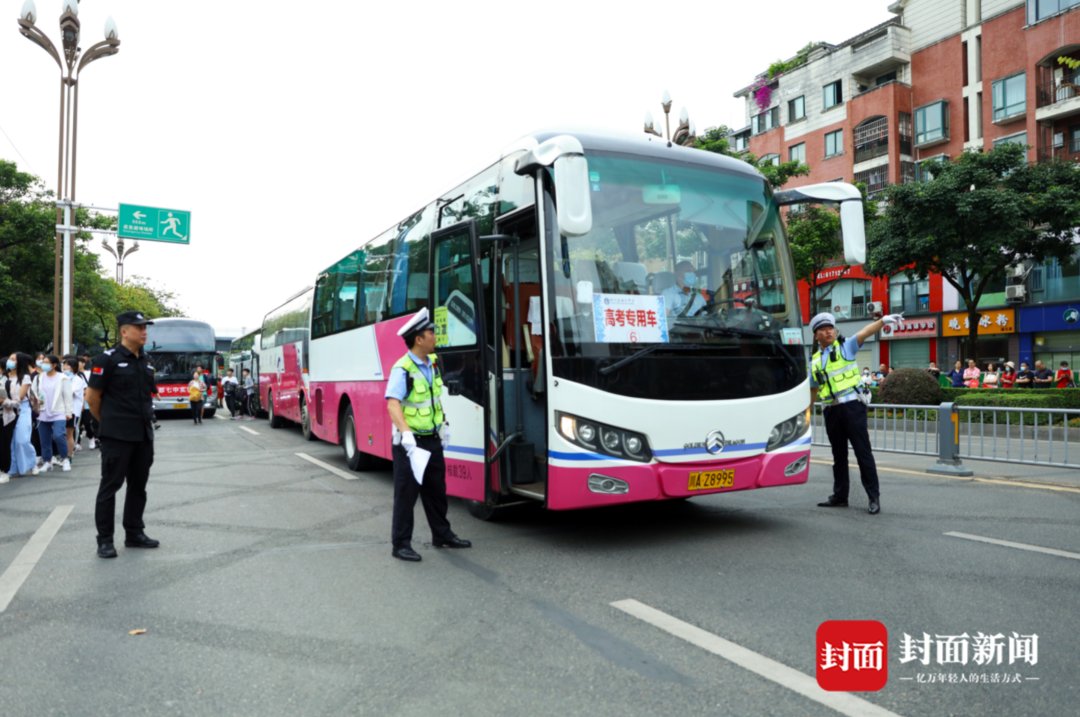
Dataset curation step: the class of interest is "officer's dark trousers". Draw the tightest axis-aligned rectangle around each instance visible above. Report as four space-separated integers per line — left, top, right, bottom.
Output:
391 434 453 549
95 437 154 541
823 400 880 502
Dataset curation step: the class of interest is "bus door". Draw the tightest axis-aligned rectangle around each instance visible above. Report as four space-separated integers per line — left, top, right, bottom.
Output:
491 209 547 501
430 221 491 504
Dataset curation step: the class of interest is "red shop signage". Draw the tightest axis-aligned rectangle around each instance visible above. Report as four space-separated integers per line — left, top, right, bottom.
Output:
880 317 938 340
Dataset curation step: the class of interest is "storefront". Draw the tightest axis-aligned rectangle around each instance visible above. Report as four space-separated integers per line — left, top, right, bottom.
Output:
880 315 938 368
941 308 1016 366
1018 303 1080 369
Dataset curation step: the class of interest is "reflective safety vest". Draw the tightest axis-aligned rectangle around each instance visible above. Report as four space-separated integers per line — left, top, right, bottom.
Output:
393 353 444 434
811 340 861 404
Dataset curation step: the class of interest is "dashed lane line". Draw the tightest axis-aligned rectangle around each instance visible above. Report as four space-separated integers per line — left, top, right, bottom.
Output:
295 452 359 481
238 425 260 436
944 531 1080 561
811 458 1080 495
611 599 903 717
0 505 74 613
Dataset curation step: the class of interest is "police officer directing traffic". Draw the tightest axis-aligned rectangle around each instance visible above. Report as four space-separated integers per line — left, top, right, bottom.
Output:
809 310 903 515
385 307 471 562
85 311 160 559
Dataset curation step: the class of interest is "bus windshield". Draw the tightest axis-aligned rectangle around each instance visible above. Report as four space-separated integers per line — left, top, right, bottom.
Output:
549 151 806 401
146 320 217 383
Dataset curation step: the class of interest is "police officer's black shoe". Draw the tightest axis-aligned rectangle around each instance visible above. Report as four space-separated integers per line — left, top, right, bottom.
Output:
124 533 160 548
817 496 849 507
433 535 472 549
392 546 422 562
97 542 117 559
868 500 881 515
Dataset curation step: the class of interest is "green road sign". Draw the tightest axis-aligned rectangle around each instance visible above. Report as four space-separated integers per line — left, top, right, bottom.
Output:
118 203 191 244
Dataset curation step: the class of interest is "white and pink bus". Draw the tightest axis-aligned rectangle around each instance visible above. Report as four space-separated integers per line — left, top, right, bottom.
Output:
307 130 866 518
259 287 314 436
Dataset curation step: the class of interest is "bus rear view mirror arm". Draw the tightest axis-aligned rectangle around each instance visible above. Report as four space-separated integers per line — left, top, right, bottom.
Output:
514 135 593 238
773 182 866 265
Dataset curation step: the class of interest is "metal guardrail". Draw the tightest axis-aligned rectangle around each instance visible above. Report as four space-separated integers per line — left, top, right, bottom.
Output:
812 401 1080 469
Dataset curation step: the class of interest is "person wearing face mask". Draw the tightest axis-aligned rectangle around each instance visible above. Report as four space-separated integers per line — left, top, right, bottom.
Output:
187 370 205 424
30 354 73 473
5 353 37 479
809 310 904 515
1015 362 1034 388
63 357 87 457
662 260 707 318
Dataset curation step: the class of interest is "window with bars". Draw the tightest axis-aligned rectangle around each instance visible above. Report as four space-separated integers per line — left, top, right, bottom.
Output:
854 116 889 163
901 161 916 184
854 165 889 196
898 112 913 155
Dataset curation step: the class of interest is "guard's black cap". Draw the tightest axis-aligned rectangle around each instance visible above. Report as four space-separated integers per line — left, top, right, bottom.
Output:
116 311 154 327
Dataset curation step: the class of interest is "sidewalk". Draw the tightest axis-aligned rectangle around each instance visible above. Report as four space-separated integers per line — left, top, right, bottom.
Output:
811 445 1080 492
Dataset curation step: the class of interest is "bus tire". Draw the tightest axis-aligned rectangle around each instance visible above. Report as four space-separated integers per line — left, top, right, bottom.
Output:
205 410 216 419
465 500 502 521
342 404 377 471
300 395 317 442
268 391 286 429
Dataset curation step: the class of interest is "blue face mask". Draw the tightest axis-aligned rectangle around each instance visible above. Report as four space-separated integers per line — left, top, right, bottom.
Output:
683 272 697 288
41 363 52 373
63 370 74 378
35 361 43 369
5 360 14 370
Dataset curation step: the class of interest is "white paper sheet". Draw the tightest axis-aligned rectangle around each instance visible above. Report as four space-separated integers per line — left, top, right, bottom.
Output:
409 446 431 485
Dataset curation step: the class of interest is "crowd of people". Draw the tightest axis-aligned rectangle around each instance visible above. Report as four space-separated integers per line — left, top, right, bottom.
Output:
858 359 1076 390
2 351 100 483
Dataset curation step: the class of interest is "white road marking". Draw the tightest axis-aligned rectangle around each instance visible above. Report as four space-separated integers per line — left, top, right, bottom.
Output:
944 531 1080 561
238 425 260 436
811 458 1080 495
295 452 358 481
0 505 74 613
611 599 904 717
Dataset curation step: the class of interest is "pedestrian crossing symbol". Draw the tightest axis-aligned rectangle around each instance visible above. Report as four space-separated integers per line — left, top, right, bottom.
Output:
118 203 191 244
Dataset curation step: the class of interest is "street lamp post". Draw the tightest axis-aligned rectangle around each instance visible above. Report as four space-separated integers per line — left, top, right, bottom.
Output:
101 237 139 284
643 90 697 147
18 0 119 354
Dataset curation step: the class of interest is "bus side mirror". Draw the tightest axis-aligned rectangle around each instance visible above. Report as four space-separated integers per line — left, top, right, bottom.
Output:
839 200 866 265
553 154 592 238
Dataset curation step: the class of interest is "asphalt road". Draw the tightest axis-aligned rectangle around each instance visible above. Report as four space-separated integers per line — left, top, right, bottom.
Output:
1 412 1077 717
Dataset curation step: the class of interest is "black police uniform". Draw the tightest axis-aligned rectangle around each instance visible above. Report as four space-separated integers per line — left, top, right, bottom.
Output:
89 342 157 544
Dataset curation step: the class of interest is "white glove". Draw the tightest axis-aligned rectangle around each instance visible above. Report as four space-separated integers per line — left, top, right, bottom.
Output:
438 423 450 448
881 313 904 326
400 430 417 455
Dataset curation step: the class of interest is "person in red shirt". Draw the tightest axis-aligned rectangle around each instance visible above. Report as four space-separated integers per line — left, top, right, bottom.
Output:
1055 361 1074 388
1000 362 1017 389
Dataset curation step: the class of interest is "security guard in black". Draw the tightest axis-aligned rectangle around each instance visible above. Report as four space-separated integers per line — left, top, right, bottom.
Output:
86 311 160 558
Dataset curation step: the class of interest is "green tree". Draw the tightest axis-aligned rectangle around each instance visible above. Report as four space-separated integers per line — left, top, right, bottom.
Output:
867 143 1080 357
787 205 842 309
0 159 179 354
693 127 809 189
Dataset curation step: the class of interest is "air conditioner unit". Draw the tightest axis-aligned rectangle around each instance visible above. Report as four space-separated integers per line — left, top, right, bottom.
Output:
1053 132 1064 148
1006 285 1026 302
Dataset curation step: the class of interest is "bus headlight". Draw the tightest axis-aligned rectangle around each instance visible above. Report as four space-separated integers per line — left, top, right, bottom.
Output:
766 407 811 451
555 411 651 463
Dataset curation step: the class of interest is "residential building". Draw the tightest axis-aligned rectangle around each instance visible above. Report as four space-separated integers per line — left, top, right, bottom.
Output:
732 0 1080 370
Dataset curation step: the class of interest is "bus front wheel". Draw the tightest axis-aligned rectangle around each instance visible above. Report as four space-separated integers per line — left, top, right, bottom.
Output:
342 404 377 471
300 396 317 441
268 391 286 429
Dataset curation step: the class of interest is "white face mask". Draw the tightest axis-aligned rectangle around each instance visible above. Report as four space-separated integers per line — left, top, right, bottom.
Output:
683 272 697 288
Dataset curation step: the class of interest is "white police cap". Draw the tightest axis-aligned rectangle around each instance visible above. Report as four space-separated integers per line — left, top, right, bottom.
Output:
810 312 837 333
397 307 436 339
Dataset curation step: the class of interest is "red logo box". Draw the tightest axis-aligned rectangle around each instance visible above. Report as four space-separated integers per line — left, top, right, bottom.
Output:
816 620 889 692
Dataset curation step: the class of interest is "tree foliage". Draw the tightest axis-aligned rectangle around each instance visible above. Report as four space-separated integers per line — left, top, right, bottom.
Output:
867 144 1080 356
787 205 842 300
0 159 180 354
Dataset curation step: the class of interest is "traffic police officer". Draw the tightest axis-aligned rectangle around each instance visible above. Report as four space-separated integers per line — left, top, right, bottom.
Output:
86 311 160 558
385 307 471 562
809 310 902 515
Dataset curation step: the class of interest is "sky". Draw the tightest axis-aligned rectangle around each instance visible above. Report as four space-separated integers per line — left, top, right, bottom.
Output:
0 0 896 338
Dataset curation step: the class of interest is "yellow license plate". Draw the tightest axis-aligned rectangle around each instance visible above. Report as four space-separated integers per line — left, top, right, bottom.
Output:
174 403 189 410
688 469 735 491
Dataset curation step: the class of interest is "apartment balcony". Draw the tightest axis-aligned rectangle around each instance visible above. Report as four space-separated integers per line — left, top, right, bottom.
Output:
847 22 911 79
1035 53 1080 123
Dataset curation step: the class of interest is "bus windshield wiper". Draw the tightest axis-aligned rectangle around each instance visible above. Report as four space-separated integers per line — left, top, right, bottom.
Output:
705 325 804 374
599 343 703 376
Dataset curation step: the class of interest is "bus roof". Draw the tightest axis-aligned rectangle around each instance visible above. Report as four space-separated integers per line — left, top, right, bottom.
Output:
512 128 765 182
146 318 216 352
